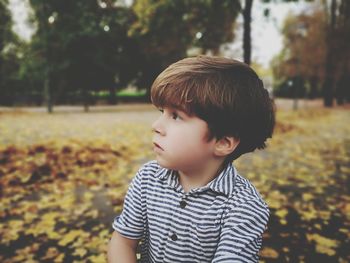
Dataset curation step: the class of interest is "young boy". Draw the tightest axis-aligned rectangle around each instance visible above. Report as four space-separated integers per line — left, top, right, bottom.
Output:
108 56 275 262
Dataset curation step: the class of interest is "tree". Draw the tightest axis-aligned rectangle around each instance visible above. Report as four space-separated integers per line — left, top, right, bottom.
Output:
0 0 11 76
322 0 337 107
271 0 350 105
242 0 253 65
26 0 138 111
322 0 350 106
0 0 24 106
129 0 241 93
272 9 327 99
19 0 243 107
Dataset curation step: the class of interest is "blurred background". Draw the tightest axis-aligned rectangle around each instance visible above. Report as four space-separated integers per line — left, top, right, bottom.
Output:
0 0 349 262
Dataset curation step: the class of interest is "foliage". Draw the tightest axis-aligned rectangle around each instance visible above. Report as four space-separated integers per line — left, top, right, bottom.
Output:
271 8 327 99
129 0 240 56
1 0 243 108
128 0 241 90
24 0 138 107
0 107 349 262
0 0 25 106
322 0 350 106
272 0 350 104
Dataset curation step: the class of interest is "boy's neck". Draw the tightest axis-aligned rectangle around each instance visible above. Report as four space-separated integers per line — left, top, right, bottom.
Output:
178 158 226 193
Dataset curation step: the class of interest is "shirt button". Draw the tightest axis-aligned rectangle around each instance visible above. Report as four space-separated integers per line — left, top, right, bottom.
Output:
170 233 178 241
179 200 187 208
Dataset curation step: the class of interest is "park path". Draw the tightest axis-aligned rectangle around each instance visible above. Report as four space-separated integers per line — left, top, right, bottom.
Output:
0 98 347 148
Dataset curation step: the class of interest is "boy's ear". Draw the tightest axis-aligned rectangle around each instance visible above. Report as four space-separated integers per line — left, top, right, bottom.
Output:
214 136 240 157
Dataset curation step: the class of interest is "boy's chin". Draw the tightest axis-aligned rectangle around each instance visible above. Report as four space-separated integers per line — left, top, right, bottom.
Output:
155 158 177 170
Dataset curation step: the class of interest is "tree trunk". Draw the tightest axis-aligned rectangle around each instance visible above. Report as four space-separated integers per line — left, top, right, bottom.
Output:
82 89 90 112
336 73 347 105
322 0 337 107
309 76 318 99
243 0 253 65
42 2 53 113
108 85 117 105
43 75 53 113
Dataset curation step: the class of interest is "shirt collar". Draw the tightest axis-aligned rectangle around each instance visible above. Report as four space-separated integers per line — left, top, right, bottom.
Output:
155 166 172 180
155 163 237 196
207 163 237 196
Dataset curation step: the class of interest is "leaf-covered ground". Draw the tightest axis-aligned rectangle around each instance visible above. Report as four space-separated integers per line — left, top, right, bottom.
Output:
0 105 349 262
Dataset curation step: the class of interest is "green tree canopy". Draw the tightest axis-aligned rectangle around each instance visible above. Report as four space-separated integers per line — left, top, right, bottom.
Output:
6 0 242 108
0 0 24 105
26 0 137 109
128 0 241 90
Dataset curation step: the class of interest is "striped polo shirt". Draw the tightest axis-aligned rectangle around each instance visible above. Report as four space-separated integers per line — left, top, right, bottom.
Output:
113 160 269 262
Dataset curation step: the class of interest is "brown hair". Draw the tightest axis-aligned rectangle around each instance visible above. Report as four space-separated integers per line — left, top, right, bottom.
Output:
151 55 275 161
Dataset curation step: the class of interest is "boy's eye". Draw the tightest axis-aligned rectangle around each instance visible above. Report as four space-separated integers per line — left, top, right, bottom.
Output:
172 112 181 120
158 108 164 113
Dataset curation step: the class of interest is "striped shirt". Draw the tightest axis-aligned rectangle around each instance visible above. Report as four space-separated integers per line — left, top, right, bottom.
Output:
113 160 269 262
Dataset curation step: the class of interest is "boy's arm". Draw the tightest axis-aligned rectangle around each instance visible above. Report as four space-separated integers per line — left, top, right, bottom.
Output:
107 231 139 263
109 163 152 262
212 199 269 263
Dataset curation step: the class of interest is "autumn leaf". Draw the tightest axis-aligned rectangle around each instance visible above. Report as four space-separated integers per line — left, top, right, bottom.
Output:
88 254 106 262
73 248 87 258
58 230 85 246
260 247 279 258
306 233 339 256
275 208 288 225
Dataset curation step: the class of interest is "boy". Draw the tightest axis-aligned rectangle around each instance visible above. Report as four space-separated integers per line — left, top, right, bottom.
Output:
108 56 275 262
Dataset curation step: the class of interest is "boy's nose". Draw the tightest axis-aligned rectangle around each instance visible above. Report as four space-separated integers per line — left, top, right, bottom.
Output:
152 117 165 135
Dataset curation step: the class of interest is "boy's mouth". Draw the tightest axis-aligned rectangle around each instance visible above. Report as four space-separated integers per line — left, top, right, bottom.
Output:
153 142 164 151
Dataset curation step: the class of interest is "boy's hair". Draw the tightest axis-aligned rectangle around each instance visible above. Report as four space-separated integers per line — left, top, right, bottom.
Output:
151 55 275 161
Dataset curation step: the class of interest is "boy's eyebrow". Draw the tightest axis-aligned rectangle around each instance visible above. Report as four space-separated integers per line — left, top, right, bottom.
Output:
156 105 191 116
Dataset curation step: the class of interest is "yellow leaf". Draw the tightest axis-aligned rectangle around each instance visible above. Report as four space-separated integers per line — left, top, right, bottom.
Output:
302 208 318 221
99 229 110 239
41 247 59 260
260 247 279 258
302 193 313 202
41 212 60 228
54 253 65 263
282 247 289 253
47 229 61 240
280 219 287 225
73 248 87 258
88 254 106 263
339 228 348 234
306 233 339 256
59 194 75 209
275 208 288 224
86 209 99 218
58 230 83 246
275 208 288 218
83 191 94 202
342 203 350 218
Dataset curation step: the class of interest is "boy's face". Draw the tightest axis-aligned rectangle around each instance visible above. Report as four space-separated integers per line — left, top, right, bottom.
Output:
152 106 217 172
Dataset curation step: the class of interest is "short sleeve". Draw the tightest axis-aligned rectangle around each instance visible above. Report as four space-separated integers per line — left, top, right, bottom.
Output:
112 167 146 240
212 199 270 263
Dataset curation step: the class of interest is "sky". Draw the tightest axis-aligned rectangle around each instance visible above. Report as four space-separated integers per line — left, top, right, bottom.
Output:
8 0 34 41
230 1 313 67
8 0 313 68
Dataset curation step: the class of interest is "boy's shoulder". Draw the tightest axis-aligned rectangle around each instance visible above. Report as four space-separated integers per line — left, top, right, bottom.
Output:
136 160 164 179
229 170 268 210
140 160 161 172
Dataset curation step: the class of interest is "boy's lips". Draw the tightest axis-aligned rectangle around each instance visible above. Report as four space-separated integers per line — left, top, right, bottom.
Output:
153 142 164 151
